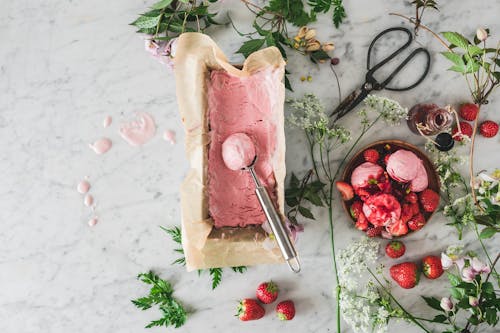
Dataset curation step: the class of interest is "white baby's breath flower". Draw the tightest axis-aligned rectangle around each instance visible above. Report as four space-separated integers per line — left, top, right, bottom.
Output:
363 95 408 126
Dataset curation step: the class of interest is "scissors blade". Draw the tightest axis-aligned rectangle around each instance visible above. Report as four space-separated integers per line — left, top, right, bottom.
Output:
330 86 369 122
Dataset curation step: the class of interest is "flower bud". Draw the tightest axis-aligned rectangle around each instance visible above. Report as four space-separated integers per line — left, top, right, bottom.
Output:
297 26 308 38
304 29 316 40
305 39 321 51
440 297 454 312
322 42 335 52
471 257 491 274
476 28 488 42
461 266 476 282
469 296 479 307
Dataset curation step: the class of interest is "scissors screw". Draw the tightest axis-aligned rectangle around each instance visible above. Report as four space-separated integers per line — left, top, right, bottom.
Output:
364 82 373 90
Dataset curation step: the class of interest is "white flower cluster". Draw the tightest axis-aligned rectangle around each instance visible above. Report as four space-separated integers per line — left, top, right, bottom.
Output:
363 95 408 126
475 169 500 206
338 238 390 333
287 93 351 143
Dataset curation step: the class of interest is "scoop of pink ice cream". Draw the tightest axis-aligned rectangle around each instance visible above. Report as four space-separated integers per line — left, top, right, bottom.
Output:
362 193 401 227
386 149 421 183
351 162 384 189
221 133 256 170
410 162 428 192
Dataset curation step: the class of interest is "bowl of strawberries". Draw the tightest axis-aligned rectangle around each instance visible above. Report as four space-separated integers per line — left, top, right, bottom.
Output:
336 140 440 238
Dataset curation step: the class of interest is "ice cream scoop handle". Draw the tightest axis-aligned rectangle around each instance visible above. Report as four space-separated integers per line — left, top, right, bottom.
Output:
254 186 301 273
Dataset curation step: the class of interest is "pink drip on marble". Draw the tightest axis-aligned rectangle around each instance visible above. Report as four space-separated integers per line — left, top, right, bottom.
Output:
89 138 112 154
103 116 112 128
119 112 156 146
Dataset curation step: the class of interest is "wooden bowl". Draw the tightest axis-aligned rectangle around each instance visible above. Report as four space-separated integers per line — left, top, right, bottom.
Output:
341 140 440 237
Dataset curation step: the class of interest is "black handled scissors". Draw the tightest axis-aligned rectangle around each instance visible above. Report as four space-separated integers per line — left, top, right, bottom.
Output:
330 27 431 122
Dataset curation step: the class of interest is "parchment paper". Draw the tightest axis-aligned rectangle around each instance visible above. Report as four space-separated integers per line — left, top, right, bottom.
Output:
174 32 287 271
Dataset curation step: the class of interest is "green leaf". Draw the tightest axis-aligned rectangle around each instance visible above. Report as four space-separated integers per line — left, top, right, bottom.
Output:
231 266 247 273
482 281 494 295
235 39 265 58
290 173 300 188
448 65 466 73
468 315 480 325
450 287 465 300
480 227 496 239
209 268 223 289
442 31 470 50
298 206 315 219
465 60 480 73
493 72 500 82
447 273 462 287
304 191 323 206
468 45 483 56
131 14 162 29
433 314 448 323
265 33 276 47
485 307 498 325
310 50 331 64
285 196 299 207
422 296 444 312
285 74 293 91
151 0 173 10
441 51 464 67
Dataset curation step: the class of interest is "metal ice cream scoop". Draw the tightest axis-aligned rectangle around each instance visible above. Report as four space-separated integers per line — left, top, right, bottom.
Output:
222 133 301 273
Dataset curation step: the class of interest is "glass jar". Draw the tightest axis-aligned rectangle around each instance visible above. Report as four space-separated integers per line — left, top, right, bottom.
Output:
407 103 454 136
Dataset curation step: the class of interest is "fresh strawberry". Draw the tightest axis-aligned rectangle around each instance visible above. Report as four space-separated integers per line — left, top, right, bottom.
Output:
419 189 440 212
366 226 383 237
385 240 406 258
350 201 363 219
363 149 380 163
479 120 499 138
237 299 265 321
390 262 420 289
355 213 369 231
276 300 295 321
459 103 479 121
256 281 279 304
401 204 414 223
383 154 391 165
408 213 426 231
386 219 409 236
356 187 371 200
451 121 473 141
336 181 354 201
422 255 444 279
405 192 418 204
410 202 420 216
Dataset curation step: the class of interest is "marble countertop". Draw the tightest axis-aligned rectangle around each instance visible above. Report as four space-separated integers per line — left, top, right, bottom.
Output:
1 1 499 332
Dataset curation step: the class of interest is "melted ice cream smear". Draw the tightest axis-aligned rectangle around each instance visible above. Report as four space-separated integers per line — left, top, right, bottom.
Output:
89 138 112 154
119 112 156 146
77 180 91 194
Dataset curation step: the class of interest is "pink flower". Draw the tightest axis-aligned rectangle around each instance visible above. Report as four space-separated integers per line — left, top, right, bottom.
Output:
476 28 488 42
440 297 454 312
441 253 454 270
470 257 491 274
462 266 476 282
469 296 479 307
144 37 178 70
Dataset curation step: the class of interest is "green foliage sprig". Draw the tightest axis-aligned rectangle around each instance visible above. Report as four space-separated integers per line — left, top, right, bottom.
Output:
161 226 246 289
308 0 346 28
441 30 500 105
132 271 187 329
131 0 220 41
285 170 326 222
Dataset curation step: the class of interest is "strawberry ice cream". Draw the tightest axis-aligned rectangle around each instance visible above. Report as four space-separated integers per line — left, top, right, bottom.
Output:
386 150 421 182
410 162 428 192
221 133 256 170
350 162 384 189
207 68 281 228
362 193 401 226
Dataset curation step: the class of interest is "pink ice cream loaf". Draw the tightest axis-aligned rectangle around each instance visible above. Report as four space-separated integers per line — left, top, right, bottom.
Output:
207 68 281 228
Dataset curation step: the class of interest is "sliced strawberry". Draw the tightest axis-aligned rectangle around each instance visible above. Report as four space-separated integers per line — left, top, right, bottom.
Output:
355 213 369 231
336 181 354 201
350 201 363 219
408 213 426 231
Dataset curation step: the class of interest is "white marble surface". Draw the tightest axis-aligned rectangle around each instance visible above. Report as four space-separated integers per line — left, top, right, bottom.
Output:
1 1 499 332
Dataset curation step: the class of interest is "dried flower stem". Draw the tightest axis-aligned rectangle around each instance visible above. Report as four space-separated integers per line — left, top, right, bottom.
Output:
388 12 453 52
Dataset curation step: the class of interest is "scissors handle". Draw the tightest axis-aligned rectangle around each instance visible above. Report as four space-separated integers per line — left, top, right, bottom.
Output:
383 48 431 91
367 27 413 73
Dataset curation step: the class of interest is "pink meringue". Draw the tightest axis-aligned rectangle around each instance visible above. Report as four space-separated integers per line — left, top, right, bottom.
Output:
410 162 428 192
386 150 421 182
221 133 256 170
350 162 384 189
